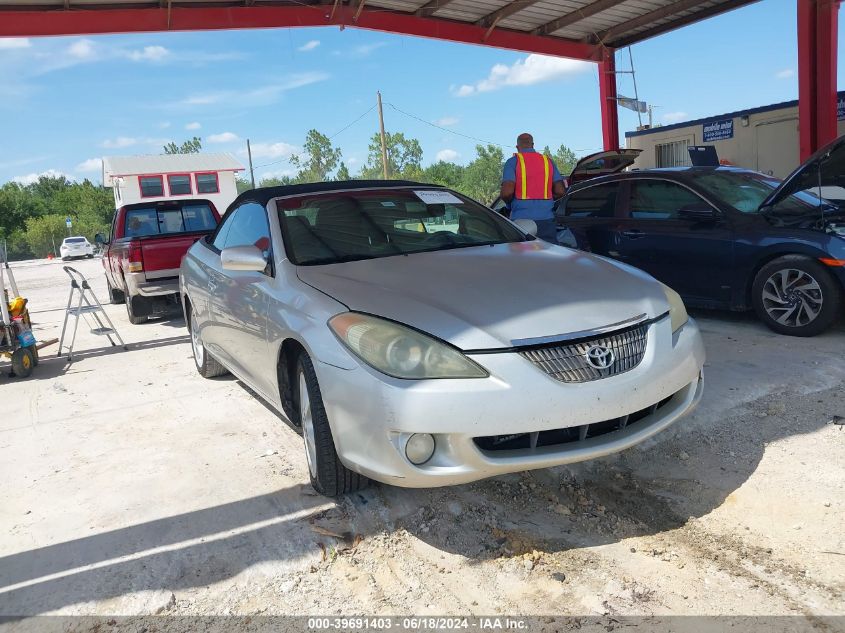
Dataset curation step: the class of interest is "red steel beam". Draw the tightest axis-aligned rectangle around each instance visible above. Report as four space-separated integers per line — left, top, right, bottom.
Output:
598 48 619 150
798 0 841 161
0 4 602 60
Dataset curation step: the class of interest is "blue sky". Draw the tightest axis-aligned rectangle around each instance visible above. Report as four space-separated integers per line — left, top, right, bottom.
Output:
0 0 841 184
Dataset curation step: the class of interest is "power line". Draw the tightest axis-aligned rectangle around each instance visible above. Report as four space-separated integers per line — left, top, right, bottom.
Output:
386 102 506 148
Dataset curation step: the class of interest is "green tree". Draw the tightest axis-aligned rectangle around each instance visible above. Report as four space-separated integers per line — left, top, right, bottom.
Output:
336 162 352 181
460 144 504 204
163 137 202 154
290 130 342 182
362 132 423 179
423 161 465 190
259 175 297 187
544 144 578 176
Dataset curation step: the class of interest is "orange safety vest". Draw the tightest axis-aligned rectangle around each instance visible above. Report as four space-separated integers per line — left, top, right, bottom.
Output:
514 152 553 200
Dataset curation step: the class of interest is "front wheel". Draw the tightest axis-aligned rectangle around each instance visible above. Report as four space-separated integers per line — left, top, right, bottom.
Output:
11 347 35 378
296 352 368 497
752 256 842 336
189 306 228 378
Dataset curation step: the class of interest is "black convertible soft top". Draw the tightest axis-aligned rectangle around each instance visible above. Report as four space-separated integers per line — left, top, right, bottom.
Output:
227 180 442 214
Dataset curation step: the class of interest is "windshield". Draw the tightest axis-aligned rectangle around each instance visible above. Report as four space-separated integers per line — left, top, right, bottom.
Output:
693 171 831 215
125 203 217 237
277 188 527 265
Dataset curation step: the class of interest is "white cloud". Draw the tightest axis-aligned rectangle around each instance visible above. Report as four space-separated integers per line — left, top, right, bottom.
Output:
662 111 688 124
100 136 170 149
776 68 795 80
75 158 103 173
68 39 96 60
127 45 169 62
454 54 590 97
433 116 459 127
169 73 328 109
0 38 31 50
101 136 138 149
243 142 298 159
207 132 240 144
298 40 320 52
436 149 459 162
13 169 70 185
186 122 201 130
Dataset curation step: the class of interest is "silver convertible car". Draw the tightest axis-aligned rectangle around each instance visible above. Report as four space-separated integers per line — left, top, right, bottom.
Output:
180 181 705 496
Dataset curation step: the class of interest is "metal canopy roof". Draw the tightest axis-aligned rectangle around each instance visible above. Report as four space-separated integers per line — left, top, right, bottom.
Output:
1 0 760 59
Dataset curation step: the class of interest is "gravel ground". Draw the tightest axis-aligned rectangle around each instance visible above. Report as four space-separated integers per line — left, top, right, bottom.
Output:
1 258 843 628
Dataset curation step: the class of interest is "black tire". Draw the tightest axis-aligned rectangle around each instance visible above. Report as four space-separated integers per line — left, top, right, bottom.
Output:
106 276 125 305
188 305 228 378
752 255 842 337
11 347 35 378
126 296 147 325
296 352 368 497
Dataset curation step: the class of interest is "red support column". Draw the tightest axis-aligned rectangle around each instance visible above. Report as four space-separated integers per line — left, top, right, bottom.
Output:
599 49 620 151
798 0 841 161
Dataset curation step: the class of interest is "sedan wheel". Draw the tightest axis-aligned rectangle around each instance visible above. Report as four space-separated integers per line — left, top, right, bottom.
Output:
190 308 228 378
296 352 368 497
752 256 842 337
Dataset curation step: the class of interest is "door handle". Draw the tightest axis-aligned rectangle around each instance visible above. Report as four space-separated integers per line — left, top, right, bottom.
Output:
621 229 645 239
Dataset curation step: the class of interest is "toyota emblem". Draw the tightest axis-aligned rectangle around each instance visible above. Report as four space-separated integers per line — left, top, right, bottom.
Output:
585 345 615 370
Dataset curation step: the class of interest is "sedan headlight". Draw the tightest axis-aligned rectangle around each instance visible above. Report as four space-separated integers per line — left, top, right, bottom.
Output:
329 312 488 379
660 283 688 333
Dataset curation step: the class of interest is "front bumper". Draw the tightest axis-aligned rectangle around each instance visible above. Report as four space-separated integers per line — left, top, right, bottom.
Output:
317 315 705 488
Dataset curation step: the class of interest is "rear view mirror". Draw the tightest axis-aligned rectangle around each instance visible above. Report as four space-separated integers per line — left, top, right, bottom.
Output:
513 218 538 236
221 245 268 272
678 203 717 221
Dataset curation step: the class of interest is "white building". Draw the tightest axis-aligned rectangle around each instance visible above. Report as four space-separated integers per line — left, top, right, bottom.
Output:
102 153 244 212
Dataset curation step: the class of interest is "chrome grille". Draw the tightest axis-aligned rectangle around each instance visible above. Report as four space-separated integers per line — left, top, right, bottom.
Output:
519 323 649 383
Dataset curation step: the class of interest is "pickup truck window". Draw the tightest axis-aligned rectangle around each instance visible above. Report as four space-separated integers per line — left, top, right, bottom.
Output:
125 204 217 238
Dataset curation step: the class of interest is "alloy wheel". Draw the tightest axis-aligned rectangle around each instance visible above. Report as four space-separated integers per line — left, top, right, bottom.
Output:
761 268 824 328
190 312 205 366
299 372 318 478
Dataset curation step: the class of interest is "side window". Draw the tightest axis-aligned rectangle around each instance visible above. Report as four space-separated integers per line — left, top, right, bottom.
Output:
221 202 272 258
212 209 237 251
628 181 703 220
564 183 619 218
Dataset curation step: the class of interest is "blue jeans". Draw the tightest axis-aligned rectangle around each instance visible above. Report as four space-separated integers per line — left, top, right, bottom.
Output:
534 219 558 244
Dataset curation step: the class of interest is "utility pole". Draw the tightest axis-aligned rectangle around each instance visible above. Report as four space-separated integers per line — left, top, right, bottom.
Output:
627 47 643 128
377 91 389 179
246 139 256 188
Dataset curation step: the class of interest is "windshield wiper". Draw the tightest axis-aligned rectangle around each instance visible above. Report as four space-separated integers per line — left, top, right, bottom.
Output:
300 254 377 266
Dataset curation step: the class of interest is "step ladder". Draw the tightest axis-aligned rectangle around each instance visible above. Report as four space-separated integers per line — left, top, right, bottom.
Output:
58 266 127 361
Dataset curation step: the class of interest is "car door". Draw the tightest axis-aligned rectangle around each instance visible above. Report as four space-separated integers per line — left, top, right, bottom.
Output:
614 178 735 306
210 201 275 397
555 181 623 252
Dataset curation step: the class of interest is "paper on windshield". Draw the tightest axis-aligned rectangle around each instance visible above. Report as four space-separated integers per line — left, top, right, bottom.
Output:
413 190 463 205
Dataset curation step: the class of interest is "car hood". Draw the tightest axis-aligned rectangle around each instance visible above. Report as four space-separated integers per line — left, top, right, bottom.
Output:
760 134 845 210
296 242 670 350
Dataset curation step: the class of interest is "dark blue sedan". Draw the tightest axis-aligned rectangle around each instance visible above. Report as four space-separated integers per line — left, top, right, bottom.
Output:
556 136 845 337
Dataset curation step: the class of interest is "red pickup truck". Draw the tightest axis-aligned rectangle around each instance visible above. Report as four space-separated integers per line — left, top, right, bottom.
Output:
97 199 221 324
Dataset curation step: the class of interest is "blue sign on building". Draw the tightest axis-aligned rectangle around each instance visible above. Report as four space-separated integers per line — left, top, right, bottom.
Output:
703 118 734 142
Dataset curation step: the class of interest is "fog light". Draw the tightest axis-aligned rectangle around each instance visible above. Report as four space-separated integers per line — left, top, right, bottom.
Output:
405 433 436 465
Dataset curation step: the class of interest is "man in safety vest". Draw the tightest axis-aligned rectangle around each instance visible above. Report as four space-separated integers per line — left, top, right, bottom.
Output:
500 133 566 243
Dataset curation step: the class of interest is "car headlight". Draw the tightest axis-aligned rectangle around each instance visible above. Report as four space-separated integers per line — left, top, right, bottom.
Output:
328 312 488 379
660 283 688 333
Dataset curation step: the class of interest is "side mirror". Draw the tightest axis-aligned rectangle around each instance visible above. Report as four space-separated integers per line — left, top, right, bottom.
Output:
678 203 717 221
221 245 268 272
94 233 107 244
513 218 538 236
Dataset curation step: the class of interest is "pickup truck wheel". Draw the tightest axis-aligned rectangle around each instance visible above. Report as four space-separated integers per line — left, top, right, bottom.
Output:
189 308 228 378
296 352 368 497
752 256 842 337
126 297 147 325
106 276 125 305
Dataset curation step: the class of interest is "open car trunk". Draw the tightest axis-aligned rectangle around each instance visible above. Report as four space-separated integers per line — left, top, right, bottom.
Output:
567 149 642 185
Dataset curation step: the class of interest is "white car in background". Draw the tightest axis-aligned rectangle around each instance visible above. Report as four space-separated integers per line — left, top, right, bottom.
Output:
60 236 95 261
